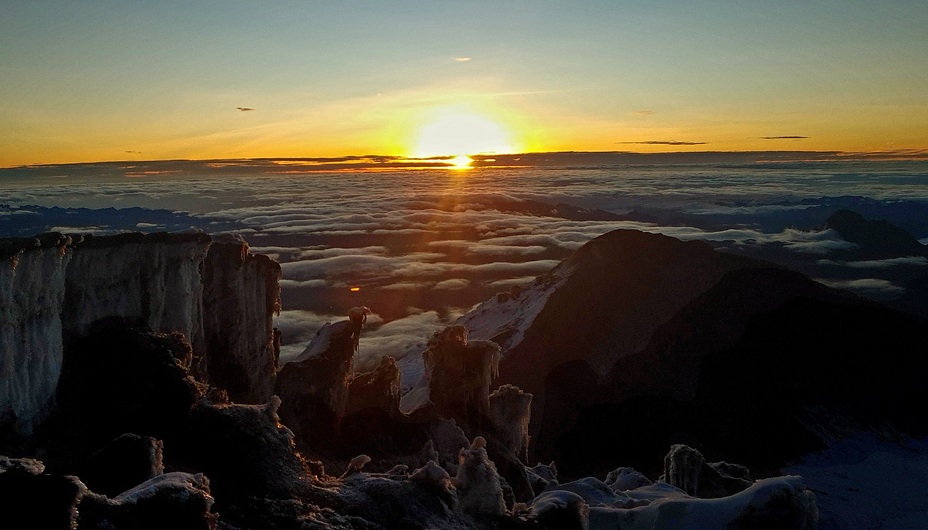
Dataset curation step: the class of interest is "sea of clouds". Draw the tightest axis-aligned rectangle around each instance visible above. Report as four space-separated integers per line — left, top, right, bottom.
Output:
3 160 927 377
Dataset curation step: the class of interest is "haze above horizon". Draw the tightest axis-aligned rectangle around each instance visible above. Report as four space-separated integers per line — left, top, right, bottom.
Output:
2 1 926 167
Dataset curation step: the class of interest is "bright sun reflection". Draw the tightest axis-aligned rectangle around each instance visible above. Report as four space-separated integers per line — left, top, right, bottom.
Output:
413 109 517 160
449 155 473 170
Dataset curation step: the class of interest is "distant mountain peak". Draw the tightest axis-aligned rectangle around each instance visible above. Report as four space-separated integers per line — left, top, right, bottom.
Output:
825 209 928 258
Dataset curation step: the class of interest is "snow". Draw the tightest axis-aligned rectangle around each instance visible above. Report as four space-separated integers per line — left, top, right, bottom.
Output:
604 467 653 492
455 264 574 355
113 471 214 506
785 433 928 529
587 475 817 530
291 320 351 362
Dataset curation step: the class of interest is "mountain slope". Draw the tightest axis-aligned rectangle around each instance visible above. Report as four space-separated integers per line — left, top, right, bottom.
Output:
457 229 928 479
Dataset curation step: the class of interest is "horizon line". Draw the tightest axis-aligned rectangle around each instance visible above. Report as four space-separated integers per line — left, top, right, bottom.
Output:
3 148 928 172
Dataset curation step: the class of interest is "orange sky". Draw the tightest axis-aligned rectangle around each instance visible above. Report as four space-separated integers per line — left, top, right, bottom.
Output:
2 2 927 167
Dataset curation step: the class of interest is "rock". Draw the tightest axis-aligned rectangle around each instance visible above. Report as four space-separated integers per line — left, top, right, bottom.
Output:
180 396 307 500
663 444 752 499
825 209 928 259
78 433 164 498
81 472 218 530
0 455 86 530
275 314 362 454
347 356 401 417
49 318 202 453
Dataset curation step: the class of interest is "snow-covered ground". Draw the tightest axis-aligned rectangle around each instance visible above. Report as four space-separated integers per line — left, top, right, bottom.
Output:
785 433 928 529
456 263 574 354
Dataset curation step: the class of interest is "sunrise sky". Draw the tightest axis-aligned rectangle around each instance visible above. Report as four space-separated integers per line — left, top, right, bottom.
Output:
2 1 926 166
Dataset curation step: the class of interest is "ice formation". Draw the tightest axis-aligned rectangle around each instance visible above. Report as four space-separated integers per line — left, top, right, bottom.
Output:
0 234 72 434
347 355 402 416
663 444 753 499
400 325 501 420
0 231 281 435
62 232 211 349
487 384 533 459
453 436 507 517
201 234 281 403
275 310 364 452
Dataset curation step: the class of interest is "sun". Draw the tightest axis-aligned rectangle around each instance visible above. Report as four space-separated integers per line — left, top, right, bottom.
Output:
449 155 473 170
412 109 517 160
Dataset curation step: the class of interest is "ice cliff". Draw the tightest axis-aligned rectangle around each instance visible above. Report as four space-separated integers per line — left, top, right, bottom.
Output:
0 232 280 434
0 234 72 435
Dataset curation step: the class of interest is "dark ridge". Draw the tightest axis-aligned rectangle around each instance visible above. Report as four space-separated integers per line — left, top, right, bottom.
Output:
546 269 928 479
74 231 211 249
0 232 71 261
825 209 928 258
497 230 769 398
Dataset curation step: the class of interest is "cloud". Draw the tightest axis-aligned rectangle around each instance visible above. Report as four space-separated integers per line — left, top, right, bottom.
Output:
817 256 928 268
279 278 329 289
816 278 904 296
486 276 536 288
617 140 707 146
760 136 808 140
277 310 346 361
453 57 471 62
465 244 548 256
236 107 255 111
356 310 467 379
381 281 433 291
434 278 470 290
632 110 655 116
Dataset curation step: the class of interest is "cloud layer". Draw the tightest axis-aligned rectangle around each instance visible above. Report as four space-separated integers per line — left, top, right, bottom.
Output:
3 161 925 375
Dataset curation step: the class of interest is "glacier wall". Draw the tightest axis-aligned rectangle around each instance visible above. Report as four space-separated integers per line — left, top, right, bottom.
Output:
1 232 281 435
0 235 73 435
202 235 281 403
63 233 211 352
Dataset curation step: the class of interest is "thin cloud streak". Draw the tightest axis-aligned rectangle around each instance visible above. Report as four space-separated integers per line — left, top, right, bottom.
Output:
617 140 707 146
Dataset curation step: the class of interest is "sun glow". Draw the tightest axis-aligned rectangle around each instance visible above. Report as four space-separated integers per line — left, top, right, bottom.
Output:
413 109 518 159
449 155 473 170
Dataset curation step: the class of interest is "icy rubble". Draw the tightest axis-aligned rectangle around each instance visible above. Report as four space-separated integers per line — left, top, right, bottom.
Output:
586 475 818 530
453 437 507 517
